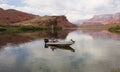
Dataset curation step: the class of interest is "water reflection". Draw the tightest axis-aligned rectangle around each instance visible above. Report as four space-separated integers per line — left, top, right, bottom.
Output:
81 29 120 40
0 29 73 47
44 45 75 52
0 34 33 47
0 29 120 72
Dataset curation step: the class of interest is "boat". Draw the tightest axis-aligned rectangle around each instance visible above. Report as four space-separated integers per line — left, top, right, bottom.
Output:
44 39 75 46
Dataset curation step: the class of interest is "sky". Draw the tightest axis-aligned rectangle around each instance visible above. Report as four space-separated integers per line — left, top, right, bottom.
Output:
0 0 120 22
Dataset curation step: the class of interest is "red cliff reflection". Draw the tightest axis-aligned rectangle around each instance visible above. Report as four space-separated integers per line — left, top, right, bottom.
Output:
0 30 73 47
81 30 120 40
0 34 33 47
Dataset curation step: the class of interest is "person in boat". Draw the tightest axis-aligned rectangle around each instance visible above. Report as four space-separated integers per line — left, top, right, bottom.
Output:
44 38 59 43
44 39 49 43
71 39 75 43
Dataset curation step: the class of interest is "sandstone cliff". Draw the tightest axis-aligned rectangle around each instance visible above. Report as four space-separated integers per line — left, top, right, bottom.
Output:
0 8 76 28
0 8 37 25
15 15 76 28
81 12 120 25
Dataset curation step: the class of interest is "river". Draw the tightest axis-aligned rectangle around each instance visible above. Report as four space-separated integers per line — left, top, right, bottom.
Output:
0 29 120 72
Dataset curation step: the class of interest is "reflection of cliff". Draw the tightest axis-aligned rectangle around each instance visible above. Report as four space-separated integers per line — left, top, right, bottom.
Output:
0 34 33 47
46 29 74 39
0 30 73 47
45 45 75 52
81 30 120 40
19 29 73 39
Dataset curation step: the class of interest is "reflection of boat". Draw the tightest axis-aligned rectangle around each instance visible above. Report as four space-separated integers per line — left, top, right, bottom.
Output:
44 44 75 52
44 39 75 46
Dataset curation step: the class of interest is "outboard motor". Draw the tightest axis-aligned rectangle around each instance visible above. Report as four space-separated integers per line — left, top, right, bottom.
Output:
71 39 75 43
44 39 49 43
44 44 48 48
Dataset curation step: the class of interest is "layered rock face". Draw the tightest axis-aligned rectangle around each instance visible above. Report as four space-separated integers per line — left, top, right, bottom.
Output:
16 15 76 27
56 16 76 27
0 8 76 27
103 13 120 25
81 12 120 25
0 8 37 25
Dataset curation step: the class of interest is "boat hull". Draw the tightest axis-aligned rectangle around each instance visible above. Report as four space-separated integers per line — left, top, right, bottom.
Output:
45 41 74 46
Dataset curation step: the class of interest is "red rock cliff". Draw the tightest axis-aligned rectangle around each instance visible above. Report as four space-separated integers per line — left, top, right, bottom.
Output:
81 12 120 25
0 8 37 25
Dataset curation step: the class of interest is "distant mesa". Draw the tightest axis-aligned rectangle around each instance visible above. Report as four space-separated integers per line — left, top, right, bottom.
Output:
80 12 120 26
0 7 76 28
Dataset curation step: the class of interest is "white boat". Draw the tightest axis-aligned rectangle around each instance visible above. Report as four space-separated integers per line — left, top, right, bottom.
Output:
44 39 75 46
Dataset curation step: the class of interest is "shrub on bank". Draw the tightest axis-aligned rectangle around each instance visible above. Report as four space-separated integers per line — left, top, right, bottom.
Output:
0 27 6 32
108 25 120 33
0 25 62 34
19 26 44 32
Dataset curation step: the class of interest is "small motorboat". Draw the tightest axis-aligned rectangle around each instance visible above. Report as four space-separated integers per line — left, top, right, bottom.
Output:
44 39 75 46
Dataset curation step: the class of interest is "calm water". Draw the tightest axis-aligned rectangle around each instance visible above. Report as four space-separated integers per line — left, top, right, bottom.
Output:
0 29 120 72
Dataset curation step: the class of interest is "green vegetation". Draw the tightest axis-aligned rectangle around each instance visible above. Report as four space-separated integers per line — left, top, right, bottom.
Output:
111 68 120 72
19 26 44 31
0 25 62 34
53 26 62 30
0 26 43 34
0 27 7 32
108 25 120 34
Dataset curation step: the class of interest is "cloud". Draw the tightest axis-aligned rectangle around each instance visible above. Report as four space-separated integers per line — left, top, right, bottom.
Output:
0 0 120 22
